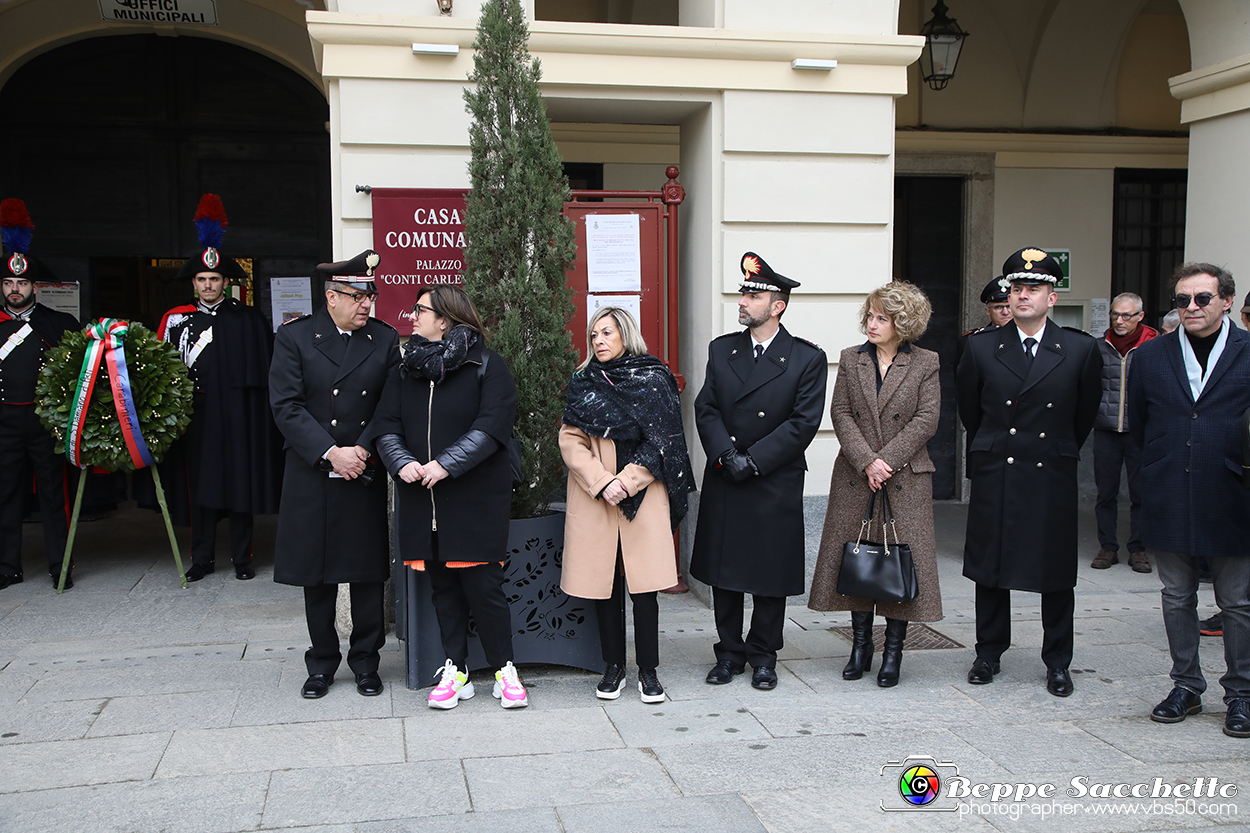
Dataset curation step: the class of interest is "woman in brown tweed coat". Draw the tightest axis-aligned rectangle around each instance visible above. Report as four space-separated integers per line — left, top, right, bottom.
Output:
809 281 943 687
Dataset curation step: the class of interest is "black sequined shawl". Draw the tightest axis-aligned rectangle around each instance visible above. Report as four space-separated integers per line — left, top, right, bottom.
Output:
562 353 695 530
402 326 478 383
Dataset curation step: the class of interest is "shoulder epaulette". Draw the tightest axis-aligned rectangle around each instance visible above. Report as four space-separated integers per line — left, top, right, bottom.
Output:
794 335 821 350
280 313 312 326
712 331 739 342
1062 325 1094 337
367 317 397 332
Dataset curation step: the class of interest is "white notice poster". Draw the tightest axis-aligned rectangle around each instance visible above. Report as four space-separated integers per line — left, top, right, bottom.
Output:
34 283 80 320
270 277 313 332
1091 297 1109 335
587 294 643 328
585 214 641 292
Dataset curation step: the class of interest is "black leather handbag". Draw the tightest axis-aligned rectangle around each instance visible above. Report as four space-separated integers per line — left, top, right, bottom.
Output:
837 488 919 603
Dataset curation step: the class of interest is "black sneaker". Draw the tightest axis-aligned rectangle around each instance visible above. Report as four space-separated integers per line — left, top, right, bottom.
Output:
596 664 626 700
1200 613 1223 637
638 668 665 703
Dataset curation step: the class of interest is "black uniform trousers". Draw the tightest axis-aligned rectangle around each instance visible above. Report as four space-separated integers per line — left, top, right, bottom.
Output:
303 582 386 677
426 539 514 670
975 583 1075 670
0 404 69 578
597 548 660 670
190 507 254 569
712 587 787 669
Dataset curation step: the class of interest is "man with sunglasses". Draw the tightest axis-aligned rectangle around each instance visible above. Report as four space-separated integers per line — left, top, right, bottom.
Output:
1090 293 1157 573
957 247 1101 698
270 249 399 699
1128 262 1250 739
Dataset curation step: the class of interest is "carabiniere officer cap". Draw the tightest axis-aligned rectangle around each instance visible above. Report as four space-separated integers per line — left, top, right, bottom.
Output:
739 252 801 294
980 276 1009 305
316 249 381 292
1000 247 1063 291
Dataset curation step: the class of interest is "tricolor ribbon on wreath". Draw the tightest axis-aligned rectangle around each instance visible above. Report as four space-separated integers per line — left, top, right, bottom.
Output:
65 318 156 470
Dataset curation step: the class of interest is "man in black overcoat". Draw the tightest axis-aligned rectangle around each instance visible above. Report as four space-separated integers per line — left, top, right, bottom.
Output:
957 247 1101 697
1127 262 1250 739
0 198 80 590
691 252 827 691
156 194 282 582
270 250 399 699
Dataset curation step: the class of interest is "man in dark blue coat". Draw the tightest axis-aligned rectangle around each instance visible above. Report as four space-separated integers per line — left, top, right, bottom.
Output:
691 252 827 691
957 248 1101 697
1128 261 1250 739
270 250 399 700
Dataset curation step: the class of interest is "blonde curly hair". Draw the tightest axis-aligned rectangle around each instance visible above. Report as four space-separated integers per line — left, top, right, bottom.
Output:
858 281 932 344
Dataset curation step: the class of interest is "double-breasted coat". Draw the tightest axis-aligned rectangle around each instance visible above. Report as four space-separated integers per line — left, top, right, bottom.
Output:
559 424 679 598
809 343 943 621
269 307 399 586
1128 323 1250 559
957 321 1101 593
690 325 827 598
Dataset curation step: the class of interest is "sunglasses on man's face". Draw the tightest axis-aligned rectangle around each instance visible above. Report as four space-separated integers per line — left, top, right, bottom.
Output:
1173 293 1219 309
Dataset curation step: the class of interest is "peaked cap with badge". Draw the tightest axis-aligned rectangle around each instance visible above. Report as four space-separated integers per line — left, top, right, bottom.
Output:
175 194 248 282
980 276 1009 305
1000 247 1063 289
738 252 801 294
315 250 381 293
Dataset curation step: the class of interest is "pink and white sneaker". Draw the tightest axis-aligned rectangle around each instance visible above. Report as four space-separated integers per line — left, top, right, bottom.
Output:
492 661 528 709
428 660 474 710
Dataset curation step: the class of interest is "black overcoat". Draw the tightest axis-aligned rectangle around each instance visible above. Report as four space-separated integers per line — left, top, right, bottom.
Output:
148 299 283 523
1128 323 1250 559
268 308 399 586
690 325 827 597
957 321 1101 592
371 340 516 564
0 303 80 404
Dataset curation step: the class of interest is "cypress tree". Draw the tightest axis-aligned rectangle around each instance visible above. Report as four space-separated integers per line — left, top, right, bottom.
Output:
461 0 577 519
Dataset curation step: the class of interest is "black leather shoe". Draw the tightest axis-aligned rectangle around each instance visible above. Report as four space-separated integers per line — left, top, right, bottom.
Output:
235 566 256 580
1151 687 1202 723
1224 699 1250 738
302 674 333 699
751 665 778 690
1046 667 1074 697
638 668 665 703
355 672 383 697
705 659 745 685
967 657 1000 685
185 564 215 582
50 571 72 590
0 573 23 590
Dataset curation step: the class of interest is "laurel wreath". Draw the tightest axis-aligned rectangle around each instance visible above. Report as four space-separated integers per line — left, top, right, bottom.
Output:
35 323 194 471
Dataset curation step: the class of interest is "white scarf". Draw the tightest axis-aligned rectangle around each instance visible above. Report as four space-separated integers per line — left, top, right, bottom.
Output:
1178 315 1229 402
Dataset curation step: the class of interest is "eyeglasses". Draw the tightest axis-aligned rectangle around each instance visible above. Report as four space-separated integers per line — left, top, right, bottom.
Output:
329 287 377 304
410 302 438 317
1173 293 1218 309
1109 311 1142 320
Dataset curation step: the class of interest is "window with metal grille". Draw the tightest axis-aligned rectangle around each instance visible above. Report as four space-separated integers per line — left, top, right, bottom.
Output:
1112 168 1187 329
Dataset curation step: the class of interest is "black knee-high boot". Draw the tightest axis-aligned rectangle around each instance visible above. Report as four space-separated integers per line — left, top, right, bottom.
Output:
842 610 874 680
877 618 908 688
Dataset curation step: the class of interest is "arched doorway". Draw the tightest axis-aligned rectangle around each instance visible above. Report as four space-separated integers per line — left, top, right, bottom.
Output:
0 34 330 328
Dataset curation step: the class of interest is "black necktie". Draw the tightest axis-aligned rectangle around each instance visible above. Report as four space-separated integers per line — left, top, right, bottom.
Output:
1023 337 1037 368
341 332 351 347
754 344 764 362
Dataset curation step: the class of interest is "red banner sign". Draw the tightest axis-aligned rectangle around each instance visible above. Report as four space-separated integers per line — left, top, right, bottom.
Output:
371 187 467 336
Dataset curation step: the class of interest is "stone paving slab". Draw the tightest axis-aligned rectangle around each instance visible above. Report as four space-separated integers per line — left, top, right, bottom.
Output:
0 697 105 745
0 669 37 706
0 732 171 793
1073 716 1250 764
0 611 115 641
744 685 993 736
22 657 282 703
405 705 623 760
556 793 769 832
948 720 1143 776
603 693 772 747
11 642 247 672
88 690 240 737
741 785 1000 833
462 747 681 811
263 761 471 827
358 808 563 833
155 719 406 778
0 771 269 833
96 594 217 635
228 664 396 726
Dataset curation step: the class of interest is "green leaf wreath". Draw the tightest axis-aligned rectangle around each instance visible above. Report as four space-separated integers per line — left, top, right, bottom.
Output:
35 322 194 472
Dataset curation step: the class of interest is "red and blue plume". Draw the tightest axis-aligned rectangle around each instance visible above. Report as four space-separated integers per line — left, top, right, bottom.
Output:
0 198 35 255
192 193 228 250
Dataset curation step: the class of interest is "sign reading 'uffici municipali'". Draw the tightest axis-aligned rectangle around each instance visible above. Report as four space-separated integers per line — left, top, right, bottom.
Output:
99 0 218 25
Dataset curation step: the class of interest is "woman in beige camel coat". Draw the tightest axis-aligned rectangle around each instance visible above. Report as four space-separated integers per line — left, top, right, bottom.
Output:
560 307 694 704
809 281 943 688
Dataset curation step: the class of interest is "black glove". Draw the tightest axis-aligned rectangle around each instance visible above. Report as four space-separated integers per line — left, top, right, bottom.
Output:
719 450 756 483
